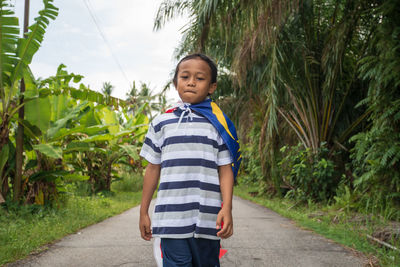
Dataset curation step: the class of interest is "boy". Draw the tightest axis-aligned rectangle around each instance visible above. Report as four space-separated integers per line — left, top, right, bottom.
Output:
139 53 241 267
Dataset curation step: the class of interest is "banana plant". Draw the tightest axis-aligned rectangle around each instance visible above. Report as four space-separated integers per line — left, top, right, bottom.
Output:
65 104 148 193
20 60 143 203
0 0 58 199
4 60 132 203
22 96 92 204
25 86 148 197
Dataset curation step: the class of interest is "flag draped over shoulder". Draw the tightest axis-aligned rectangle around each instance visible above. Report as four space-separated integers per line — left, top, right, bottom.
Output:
190 99 242 180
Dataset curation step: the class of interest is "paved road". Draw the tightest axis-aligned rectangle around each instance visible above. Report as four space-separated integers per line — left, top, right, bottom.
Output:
7 196 365 267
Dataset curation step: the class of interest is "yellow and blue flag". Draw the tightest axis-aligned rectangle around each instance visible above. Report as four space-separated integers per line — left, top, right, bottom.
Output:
190 98 242 180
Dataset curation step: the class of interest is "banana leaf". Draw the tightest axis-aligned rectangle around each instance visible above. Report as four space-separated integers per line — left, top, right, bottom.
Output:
119 144 139 161
32 143 62 159
51 125 108 141
25 97 52 133
46 101 90 140
63 174 89 182
25 159 38 171
99 107 119 135
64 141 107 153
29 170 69 182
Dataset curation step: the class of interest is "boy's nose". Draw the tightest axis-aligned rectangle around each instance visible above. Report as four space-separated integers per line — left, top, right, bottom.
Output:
187 77 195 86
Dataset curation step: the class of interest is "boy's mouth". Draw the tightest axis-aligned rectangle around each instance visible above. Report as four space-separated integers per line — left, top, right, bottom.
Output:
184 90 196 94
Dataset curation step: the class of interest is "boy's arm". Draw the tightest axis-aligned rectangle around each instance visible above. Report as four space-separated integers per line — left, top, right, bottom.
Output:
216 164 234 239
139 162 160 241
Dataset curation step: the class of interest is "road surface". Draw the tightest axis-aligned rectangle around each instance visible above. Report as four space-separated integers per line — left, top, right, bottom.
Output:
7 196 365 267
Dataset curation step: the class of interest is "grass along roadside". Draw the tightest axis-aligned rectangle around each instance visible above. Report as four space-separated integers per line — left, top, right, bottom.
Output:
234 184 400 267
0 191 142 266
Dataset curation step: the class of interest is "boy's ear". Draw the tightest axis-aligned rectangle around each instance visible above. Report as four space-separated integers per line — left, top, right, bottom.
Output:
208 83 217 95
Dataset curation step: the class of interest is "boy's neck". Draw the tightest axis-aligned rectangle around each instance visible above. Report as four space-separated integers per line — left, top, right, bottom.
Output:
179 96 211 106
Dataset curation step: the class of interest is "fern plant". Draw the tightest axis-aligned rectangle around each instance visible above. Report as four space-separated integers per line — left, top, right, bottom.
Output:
350 0 400 219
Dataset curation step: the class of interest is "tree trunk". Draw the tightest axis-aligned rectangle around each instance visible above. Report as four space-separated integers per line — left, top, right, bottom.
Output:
14 0 30 202
1 171 10 200
0 117 10 148
86 154 96 194
14 93 24 201
0 117 10 199
106 163 112 191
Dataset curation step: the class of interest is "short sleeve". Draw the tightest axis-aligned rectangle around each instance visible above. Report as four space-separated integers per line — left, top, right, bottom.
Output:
140 122 162 164
216 134 233 166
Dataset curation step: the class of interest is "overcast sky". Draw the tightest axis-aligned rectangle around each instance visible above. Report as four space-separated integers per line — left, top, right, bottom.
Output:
13 0 187 101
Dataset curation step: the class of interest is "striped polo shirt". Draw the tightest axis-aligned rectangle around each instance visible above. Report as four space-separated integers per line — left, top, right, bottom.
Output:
140 106 232 240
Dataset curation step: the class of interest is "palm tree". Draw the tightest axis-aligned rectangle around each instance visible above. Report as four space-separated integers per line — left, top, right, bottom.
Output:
126 81 167 120
156 0 371 150
154 0 384 196
101 81 114 96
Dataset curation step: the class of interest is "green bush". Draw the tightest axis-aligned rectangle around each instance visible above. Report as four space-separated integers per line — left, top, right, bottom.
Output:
239 138 270 195
278 143 338 202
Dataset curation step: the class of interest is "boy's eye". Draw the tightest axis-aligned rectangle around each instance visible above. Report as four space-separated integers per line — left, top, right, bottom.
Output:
197 77 205 81
180 75 188 79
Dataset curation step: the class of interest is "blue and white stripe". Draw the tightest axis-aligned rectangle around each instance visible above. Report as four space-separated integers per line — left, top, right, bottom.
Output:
140 108 232 240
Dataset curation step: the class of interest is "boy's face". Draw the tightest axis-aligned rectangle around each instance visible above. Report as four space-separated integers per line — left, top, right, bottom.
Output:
174 58 217 104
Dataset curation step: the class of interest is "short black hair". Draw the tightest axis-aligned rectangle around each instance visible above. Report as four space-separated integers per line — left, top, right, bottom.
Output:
173 53 218 85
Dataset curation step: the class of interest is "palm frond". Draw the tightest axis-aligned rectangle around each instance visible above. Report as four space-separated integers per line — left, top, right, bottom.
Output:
153 0 190 31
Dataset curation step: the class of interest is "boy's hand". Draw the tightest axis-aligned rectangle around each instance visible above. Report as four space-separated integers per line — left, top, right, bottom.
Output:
216 207 233 239
139 213 152 241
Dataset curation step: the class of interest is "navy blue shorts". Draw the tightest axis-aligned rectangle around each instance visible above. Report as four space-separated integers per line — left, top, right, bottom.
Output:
161 237 220 267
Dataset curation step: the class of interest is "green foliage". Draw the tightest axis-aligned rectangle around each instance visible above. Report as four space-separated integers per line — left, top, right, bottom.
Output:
125 81 167 120
3 61 149 202
349 0 400 220
350 120 400 220
101 81 114 96
240 129 262 181
332 182 359 214
240 145 263 189
238 124 277 196
64 103 148 194
278 143 338 202
32 144 62 159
